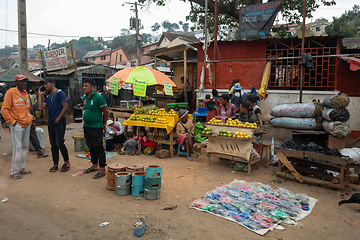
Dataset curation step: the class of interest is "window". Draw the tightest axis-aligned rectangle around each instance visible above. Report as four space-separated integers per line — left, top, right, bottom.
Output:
316 27 320 32
101 56 106 60
92 57 95 61
119 55 122 62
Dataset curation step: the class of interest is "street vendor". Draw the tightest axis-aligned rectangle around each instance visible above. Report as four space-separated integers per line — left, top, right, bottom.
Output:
176 109 199 161
245 93 263 127
217 94 239 120
205 89 220 122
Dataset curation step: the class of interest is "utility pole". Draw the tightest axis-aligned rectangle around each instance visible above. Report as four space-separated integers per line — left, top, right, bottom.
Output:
124 2 143 66
135 2 141 66
17 0 28 70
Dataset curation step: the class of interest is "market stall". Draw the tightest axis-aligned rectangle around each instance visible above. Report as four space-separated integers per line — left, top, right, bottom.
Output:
204 118 265 175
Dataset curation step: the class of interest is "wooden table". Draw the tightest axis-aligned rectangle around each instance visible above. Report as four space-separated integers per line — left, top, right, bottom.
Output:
275 148 351 189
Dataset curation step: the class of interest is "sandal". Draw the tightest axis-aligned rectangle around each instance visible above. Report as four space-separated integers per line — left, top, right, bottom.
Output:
49 166 58 172
20 169 32 174
195 153 200 158
84 167 98 174
187 157 193 161
37 153 48 158
60 164 70 172
10 173 23 179
93 171 106 179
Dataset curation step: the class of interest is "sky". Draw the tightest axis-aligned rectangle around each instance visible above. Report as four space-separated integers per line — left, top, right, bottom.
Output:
0 0 357 49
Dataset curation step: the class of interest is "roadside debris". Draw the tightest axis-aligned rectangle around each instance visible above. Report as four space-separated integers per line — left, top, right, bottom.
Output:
99 222 110 227
1 197 9 203
162 205 177 210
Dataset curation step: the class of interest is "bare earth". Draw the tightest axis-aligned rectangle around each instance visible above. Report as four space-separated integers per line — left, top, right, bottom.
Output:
1 122 359 240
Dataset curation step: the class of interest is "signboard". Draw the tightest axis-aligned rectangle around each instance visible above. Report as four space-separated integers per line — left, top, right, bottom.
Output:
162 81 173 96
133 79 147 97
110 77 121 96
239 0 283 38
44 47 68 71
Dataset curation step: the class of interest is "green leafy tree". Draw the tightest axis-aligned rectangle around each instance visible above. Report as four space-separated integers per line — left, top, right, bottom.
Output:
162 20 180 32
315 17 328 22
293 26 313 38
325 5 360 37
138 0 336 39
179 21 190 32
151 22 161 32
0 45 18 59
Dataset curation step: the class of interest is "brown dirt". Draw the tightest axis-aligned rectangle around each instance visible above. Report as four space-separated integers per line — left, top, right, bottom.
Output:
1 122 360 240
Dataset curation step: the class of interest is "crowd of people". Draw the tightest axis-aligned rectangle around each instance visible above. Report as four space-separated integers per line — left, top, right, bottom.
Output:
0 75 155 180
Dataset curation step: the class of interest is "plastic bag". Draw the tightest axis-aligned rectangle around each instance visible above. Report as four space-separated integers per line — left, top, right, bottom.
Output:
194 122 207 143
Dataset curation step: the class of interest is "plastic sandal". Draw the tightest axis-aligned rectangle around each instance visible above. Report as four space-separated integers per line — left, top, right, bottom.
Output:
60 164 70 172
242 219 263 230
20 169 32 174
93 171 106 179
10 173 23 179
49 166 58 172
232 213 249 222
84 167 98 174
301 204 309 211
195 152 200 158
187 157 193 161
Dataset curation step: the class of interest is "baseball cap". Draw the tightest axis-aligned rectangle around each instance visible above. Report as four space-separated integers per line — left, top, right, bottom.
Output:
40 77 55 84
14 74 28 81
106 120 114 126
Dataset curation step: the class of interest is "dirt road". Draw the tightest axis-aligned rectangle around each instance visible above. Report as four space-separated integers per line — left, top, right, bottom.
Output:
0 122 359 240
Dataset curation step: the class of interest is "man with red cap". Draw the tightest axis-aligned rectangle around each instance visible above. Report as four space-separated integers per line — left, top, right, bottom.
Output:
1 74 33 179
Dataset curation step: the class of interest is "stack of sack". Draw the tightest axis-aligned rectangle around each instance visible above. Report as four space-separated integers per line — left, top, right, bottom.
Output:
270 100 323 130
321 93 351 138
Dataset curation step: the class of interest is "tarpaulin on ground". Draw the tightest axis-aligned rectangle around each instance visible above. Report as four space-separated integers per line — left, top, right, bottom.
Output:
190 179 317 235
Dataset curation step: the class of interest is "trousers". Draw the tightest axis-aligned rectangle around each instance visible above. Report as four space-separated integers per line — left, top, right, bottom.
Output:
48 119 69 165
30 126 42 152
84 126 106 168
9 124 31 175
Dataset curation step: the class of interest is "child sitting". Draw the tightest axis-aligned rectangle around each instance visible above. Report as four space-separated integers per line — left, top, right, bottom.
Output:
105 120 115 152
122 132 138 155
133 128 157 155
109 113 126 151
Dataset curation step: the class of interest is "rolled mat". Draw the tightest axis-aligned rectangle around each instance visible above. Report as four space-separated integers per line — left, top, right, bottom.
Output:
271 117 323 130
322 108 350 122
322 94 350 109
322 121 351 138
270 101 323 118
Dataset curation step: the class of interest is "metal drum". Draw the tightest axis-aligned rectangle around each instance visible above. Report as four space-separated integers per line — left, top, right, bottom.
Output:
144 188 160 200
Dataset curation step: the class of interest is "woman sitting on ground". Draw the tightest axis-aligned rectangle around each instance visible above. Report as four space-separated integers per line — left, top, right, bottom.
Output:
176 109 199 161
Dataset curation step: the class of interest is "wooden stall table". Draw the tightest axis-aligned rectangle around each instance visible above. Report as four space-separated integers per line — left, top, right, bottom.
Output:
122 114 192 157
275 147 351 189
204 124 261 175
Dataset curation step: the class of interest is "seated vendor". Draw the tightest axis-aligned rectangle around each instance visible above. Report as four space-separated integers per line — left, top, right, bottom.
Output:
217 94 239 119
176 109 199 161
245 93 263 127
133 128 157 155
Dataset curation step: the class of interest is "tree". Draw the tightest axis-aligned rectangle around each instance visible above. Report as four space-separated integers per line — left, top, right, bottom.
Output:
179 21 190 32
315 17 328 22
325 4 360 38
139 0 336 39
293 26 313 38
162 20 180 32
151 23 161 32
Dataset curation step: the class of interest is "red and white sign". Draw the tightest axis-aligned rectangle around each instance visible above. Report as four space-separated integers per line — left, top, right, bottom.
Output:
44 47 68 71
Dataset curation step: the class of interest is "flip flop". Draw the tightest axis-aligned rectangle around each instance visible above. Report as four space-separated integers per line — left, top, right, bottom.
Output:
49 166 58 172
37 154 48 158
20 170 32 174
187 157 193 161
10 173 23 179
60 164 70 172
93 172 106 179
195 153 200 158
84 167 98 174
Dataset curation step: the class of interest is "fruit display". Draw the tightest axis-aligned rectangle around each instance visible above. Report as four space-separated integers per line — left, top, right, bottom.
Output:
140 117 156 122
201 127 213 135
218 130 251 138
155 118 169 124
207 117 224 125
134 106 159 115
226 118 258 128
147 108 178 117
129 115 140 121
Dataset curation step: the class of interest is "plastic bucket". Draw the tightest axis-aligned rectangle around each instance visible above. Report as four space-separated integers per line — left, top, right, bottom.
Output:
145 165 162 178
144 188 160 200
144 177 161 190
132 171 145 186
115 184 131 196
131 185 144 197
74 139 84 152
115 172 131 186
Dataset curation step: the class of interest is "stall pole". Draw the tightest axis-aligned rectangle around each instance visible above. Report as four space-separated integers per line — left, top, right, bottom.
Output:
183 50 188 103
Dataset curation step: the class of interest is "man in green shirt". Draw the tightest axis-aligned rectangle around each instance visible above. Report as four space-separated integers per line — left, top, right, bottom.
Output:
82 79 109 179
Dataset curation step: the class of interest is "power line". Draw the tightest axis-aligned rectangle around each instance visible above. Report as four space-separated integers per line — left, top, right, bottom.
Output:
0 28 118 39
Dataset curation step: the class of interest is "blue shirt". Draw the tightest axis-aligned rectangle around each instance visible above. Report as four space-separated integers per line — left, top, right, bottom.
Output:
44 89 67 121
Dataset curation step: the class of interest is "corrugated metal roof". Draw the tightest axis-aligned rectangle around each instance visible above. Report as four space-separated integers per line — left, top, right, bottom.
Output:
0 66 43 82
83 50 104 58
47 65 94 75
342 37 360 49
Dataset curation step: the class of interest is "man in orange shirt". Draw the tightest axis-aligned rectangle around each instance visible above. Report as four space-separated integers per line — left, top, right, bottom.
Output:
1 74 33 179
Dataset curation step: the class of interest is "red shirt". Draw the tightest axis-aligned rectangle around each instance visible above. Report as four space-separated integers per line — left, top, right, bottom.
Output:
218 102 239 118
